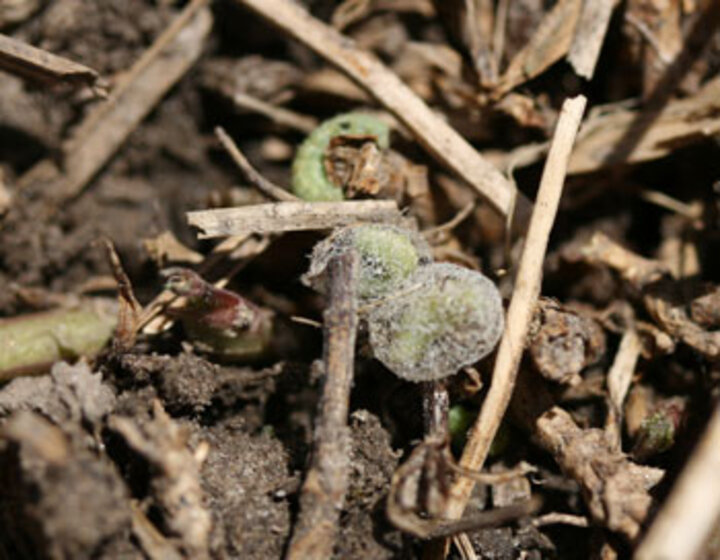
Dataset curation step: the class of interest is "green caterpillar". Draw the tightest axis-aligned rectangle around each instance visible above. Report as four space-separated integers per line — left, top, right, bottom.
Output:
291 112 390 201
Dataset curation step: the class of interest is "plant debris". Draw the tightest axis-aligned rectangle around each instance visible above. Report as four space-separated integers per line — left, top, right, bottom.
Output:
1 0 720 558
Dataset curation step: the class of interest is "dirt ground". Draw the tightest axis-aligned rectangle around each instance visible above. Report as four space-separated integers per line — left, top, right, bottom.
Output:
1 1 720 559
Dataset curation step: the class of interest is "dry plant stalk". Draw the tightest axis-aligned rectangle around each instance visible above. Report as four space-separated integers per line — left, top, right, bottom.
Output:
235 0 521 219
567 0 619 79
635 404 720 559
286 254 359 559
605 328 641 450
0 32 100 89
444 95 587 519
187 200 403 238
422 96 586 559
495 0 583 96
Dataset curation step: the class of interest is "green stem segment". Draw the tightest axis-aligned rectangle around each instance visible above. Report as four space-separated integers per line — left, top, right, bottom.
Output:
0 300 117 379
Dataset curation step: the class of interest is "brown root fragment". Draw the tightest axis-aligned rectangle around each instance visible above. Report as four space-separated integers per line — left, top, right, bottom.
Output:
576 232 720 359
512 371 664 540
387 434 537 539
529 299 606 385
109 400 212 559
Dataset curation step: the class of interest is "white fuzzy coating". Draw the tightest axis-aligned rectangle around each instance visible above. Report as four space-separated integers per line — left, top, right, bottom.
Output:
302 224 432 302
368 263 504 382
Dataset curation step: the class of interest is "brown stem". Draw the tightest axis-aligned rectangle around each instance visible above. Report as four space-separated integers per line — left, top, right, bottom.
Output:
286 253 359 560
422 381 449 439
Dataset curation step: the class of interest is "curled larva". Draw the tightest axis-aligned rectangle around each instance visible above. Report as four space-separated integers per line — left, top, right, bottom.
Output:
368 263 504 382
302 224 432 302
291 112 390 201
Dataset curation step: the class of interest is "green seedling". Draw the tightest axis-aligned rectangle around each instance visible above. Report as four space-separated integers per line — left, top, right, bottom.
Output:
368 263 504 382
632 400 684 461
449 403 476 450
0 300 117 379
162 268 273 361
303 224 432 302
291 112 390 201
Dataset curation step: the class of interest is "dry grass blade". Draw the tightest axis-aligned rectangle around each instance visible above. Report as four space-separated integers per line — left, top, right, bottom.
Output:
235 0 521 219
187 200 403 239
606 328 641 450
635 404 720 560
0 32 100 89
495 0 583 96
567 0 619 79
431 95 587 558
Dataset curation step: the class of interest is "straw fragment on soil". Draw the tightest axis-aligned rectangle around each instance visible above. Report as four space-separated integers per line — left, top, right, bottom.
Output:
187 200 403 239
0 32 100 88
441 96 587 538
635 404 720 559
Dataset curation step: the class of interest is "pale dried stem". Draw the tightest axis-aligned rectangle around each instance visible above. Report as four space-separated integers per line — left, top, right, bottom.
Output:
635 404 720 560
567 0 618 79
0 32 100 89
235 0 523 219
606 328 641 450
427 95 586 559
187 200 403 239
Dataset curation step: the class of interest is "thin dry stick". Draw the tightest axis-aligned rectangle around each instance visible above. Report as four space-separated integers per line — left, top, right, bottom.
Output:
214 126 299 201
230 91 318 133
605 328 641 450
434 95 587 556
635 404 720 560
0 32 100 89
187 200 403 239
286 253 359 560
235 0 522 219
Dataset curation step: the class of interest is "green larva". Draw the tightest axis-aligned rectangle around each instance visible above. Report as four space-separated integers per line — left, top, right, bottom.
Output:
368 263 504 382
291 112 391 201
302 224 432 302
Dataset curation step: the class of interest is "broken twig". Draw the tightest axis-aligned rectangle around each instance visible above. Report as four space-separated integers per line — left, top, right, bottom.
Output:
215 126 299 202
187 200 403 239
0 32 100 89
286 253 359 559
